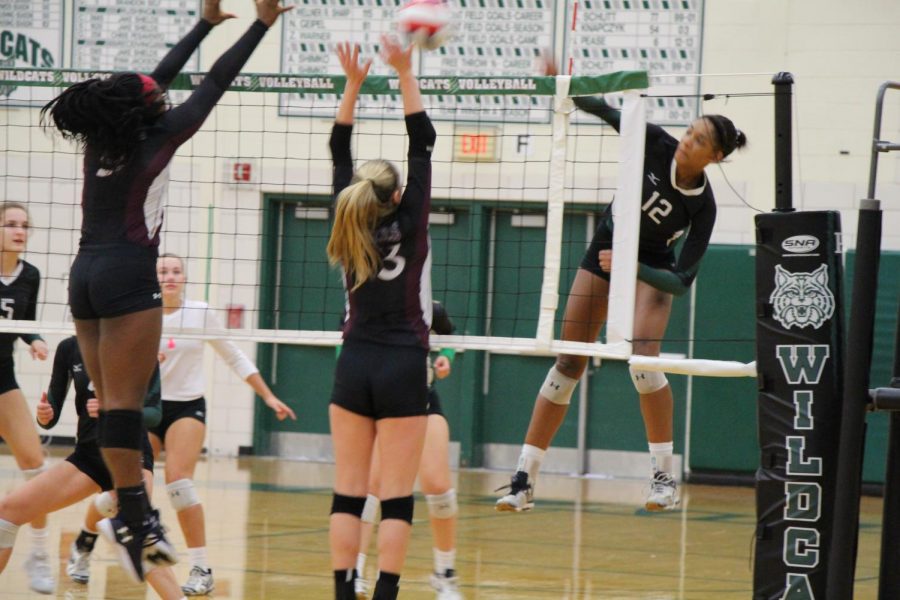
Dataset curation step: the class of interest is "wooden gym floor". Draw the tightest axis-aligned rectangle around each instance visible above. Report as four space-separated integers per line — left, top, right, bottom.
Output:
0 451 883 599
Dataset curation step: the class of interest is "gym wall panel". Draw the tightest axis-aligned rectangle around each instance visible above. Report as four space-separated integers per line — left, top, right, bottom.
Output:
687 245 759 473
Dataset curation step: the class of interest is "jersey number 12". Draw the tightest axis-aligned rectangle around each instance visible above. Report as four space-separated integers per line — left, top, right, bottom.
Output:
642 192 672 225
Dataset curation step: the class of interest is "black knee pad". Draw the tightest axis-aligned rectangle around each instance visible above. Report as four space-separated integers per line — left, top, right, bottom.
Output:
330 493 367 517
380 495 414 524
372 571 400 600
97 410 107 441
99 409 144 450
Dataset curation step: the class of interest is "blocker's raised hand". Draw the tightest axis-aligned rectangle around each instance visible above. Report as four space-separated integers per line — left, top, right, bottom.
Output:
202 0 237 25
380 34 414 76
336 42 372 88
256 0 294 27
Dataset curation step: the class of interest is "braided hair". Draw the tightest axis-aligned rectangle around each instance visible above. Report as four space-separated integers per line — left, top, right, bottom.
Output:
40 73 166 171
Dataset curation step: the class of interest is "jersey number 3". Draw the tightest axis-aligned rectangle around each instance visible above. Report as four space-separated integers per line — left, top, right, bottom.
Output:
377 243 406 281
642 192 672 225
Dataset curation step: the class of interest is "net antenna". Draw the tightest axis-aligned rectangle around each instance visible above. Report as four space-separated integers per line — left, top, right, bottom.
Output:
532 74 647 360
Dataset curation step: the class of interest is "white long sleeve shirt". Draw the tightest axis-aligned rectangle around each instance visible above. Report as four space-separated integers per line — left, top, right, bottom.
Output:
159 299 259 401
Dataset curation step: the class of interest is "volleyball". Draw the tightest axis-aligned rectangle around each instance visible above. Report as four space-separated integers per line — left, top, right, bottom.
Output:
396 0 452 51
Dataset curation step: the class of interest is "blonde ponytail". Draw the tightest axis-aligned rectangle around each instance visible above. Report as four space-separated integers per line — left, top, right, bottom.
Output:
327 160 400 291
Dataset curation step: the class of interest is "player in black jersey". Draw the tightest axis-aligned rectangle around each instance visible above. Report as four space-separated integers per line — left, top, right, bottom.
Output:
0 201 55 593
497 59 746 514
39 0 292 582
0 336 185 599
326 39 436 600
353 301 463 600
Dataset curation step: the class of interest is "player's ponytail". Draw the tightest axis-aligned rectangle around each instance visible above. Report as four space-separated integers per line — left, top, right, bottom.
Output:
40 72 165 171
704 114 747 158
327 160 400 291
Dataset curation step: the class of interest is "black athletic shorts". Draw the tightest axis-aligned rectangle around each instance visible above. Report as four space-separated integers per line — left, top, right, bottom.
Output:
0 356 18 395
67 436 154 491
148 397 207 441
69 244 161 320
330 340 429 419
426 388 444 417
580 221 675 280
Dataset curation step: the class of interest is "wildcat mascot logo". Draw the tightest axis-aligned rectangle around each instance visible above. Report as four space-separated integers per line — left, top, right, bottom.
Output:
771 264 835 330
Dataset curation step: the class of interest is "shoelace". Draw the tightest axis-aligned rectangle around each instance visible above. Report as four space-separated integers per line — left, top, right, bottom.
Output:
141 519 168 548
30 555 52 578
650 473 676 494
185 567 211 590
115 526 134 544
494 472 531 494
72 553 91 569
439 577 459 591
434 570 459 591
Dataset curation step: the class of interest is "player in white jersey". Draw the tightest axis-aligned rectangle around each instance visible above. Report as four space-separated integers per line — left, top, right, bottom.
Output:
154 253 295 595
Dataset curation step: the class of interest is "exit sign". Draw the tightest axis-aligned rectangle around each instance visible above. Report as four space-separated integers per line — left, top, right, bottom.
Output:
453 127 498 162
222 159 257 186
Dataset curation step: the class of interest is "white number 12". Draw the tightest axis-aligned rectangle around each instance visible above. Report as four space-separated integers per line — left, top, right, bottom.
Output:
642 191 672 225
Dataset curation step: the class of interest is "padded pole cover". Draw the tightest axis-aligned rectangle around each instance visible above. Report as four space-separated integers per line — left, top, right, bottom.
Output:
753 210 845 600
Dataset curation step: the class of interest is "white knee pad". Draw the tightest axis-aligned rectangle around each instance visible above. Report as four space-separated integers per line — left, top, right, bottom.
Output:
361 493 380 524
94 491 117 518
22 464 47 481
0 519 19 548
426 488 458 520
540 366 578 406
629 366 668 394
167 479 201 512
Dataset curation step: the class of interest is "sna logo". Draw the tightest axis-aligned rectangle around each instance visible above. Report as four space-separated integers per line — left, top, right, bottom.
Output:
782 235 820 254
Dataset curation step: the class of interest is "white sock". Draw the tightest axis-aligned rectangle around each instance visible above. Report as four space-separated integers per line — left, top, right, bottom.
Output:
356 552 367 577
0 519 19 549
516 444 545 480
187 546 209 571
30 527 48 555
648 441 674 475
433 548 456 575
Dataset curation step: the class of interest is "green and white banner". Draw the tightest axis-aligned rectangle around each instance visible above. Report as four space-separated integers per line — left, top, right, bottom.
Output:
0 69 649 97
0 1 63 105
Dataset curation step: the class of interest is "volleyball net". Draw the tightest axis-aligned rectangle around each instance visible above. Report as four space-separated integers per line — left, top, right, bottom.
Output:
1 68 650 359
